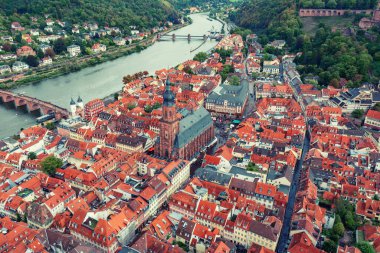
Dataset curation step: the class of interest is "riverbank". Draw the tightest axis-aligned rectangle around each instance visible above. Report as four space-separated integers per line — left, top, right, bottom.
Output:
0 13 222 139
0 23 188 90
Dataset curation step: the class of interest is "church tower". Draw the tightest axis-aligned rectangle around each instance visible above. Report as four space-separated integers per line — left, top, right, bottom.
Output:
156 79 179 159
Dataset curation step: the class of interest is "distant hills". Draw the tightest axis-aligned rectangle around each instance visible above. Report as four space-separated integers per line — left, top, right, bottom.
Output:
0 0 180 30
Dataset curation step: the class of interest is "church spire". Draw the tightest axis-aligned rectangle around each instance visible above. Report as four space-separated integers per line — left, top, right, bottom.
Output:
163 78 175 107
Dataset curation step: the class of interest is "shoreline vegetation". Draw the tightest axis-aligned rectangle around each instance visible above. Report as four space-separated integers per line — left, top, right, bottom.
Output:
0 22 189 90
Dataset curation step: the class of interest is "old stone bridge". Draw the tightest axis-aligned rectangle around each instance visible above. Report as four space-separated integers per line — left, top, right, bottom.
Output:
0 90 70 120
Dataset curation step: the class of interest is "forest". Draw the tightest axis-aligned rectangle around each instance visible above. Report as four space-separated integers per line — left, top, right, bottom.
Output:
0 0 180 30
229 0 303 47
299 0 378 9
231 0 380 88
295 25 378 87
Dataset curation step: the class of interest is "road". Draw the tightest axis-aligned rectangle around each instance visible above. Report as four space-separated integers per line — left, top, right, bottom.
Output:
276 131 311 252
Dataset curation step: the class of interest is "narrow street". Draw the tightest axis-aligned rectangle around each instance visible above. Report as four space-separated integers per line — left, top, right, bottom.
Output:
276 130 311 253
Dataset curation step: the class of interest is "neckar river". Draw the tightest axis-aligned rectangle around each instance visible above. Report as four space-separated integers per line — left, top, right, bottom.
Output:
0 13 222 138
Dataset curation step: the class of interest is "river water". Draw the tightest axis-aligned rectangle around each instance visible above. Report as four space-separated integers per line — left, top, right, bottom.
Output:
0 13 222 138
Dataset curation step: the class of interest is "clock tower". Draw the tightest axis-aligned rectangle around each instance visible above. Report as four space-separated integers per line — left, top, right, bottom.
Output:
156 79 179 159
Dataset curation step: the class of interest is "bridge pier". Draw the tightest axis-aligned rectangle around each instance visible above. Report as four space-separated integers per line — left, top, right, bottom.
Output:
172 34 176 41
203 34 207 41
0 90 70 120
188 34 191 41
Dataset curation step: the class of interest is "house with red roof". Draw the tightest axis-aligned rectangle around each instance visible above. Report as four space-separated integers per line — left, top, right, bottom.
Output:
17 46 36 57
356 199 380 220
70 209 119 253
44 183 76 217
337 246 362 253
254 182 277 209
130 231 185 252
234 212 282 251
365 109 380 130
207 240 232 253
11 22 24 31
169 190 199 219
288 232 325 253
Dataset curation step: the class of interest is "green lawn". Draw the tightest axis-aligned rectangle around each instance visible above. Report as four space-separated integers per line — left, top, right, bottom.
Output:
356 230 364 242
301 16 355 35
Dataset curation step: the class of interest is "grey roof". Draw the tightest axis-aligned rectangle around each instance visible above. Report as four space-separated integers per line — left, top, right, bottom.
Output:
373 91 380 102
278 185 290 195
249 220 278 241
206 79 249 106
194 165 232 186
174 106 213 148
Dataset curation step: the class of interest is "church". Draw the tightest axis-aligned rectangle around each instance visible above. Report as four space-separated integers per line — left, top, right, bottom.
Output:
155 79 215 160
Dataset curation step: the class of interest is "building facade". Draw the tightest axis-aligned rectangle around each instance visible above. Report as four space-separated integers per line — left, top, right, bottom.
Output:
155 79 215 160
84 99 105 121
205 79 249 116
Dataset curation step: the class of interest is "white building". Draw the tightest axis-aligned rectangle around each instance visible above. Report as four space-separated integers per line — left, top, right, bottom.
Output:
40 56 53 66
263 59 280 75
39 44 52 53
67 45 81 57
0 65 11 75
12 61 29 72
163 160 191 196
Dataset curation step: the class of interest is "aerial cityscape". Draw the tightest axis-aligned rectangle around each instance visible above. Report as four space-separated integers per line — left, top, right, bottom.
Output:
0 0 380 252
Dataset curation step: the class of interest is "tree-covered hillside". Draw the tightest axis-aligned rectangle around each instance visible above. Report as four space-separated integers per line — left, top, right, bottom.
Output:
0 0 180 29
299 0 377 9
229 0 303 46
230 0 380 87
295 26 376 87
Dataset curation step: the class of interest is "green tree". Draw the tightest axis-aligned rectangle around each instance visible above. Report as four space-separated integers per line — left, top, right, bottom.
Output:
247 162 259 172
53 38 66 54
127 103 136 110
152 102 161 109
183 65 194 75
229 75 240 86
15 33 22 43
323 240 338 253
45 122 55 130
373 194 380 201
25 55 39 67
371 98 380 112
40 156 63 176
27 152 37 160
344 211 356 230
355 241 375 253
333 221 345 237
220 64 234 82
37 49 44 59
114 93 119 100
351 109 364 119
144 105 153 113
193 52 208 62
326 0 338 8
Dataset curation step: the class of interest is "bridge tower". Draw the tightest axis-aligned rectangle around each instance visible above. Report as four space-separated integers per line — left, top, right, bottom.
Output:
70 98 76 117
77 96 84 109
